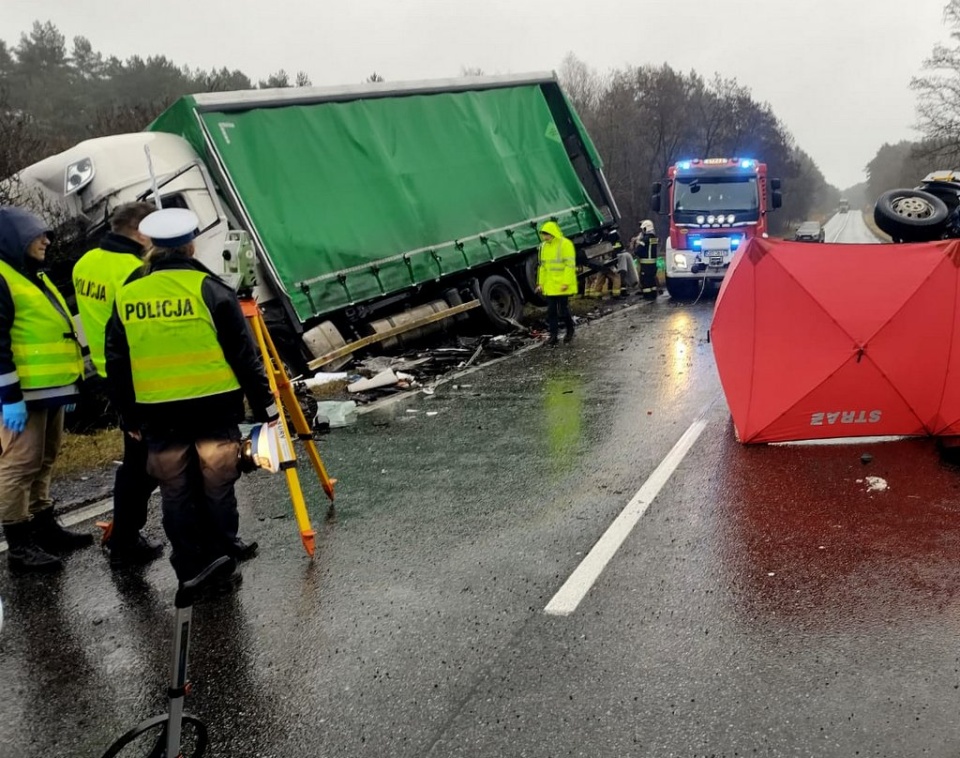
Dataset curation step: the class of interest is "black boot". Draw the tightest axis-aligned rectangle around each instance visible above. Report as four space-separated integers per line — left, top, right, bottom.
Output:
108 532 164 569
227 538 259 562
3 521 62 573
32 508 94 554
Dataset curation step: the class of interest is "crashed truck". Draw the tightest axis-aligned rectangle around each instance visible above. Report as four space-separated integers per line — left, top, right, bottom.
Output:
9 73 622 373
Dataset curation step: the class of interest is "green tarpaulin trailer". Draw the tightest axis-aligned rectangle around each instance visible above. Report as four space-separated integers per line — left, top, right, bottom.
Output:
148 73 621 335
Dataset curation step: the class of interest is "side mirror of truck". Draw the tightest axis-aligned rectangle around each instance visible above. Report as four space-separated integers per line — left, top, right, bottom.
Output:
772 190 783 210
650 183 663 214
770 178 782 191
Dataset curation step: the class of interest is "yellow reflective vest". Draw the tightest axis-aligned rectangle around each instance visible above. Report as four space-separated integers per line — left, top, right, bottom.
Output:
537 221 578 296
116 269 240 404
0 259 82 392
73 247 142 377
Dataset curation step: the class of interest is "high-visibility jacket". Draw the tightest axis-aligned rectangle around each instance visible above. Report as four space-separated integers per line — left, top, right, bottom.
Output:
116 268 240 404
73 247 141 376
537 221 578 296
0 259 82 393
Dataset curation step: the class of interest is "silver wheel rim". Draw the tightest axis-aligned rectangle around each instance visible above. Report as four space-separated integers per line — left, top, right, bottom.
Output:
892 195 936 220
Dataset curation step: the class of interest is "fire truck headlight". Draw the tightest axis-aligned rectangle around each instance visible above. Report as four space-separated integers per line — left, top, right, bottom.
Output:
696 215 705 225
727 215 735 223
707 215 716 224
673 253 688 270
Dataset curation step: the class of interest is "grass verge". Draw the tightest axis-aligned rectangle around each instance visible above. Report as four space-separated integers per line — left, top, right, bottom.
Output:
55 428 123 480
862 207 892 242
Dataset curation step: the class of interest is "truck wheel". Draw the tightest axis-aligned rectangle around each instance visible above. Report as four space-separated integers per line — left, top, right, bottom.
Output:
874 189 949 242
518 252 547 306
263 313 311 378
478 274 524 330
665 278 699 300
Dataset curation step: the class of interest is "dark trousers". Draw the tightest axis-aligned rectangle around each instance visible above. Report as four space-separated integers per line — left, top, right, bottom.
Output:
639 258 659 298
546 296 575 339
109 432 159 546
145 426 243 582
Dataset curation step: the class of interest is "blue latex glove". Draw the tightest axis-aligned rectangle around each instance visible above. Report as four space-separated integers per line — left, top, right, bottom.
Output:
1 401 27 434
65 403 76 413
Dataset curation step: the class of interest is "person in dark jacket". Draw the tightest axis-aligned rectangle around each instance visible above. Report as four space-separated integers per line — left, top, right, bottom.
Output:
105 208 278 591
0 206 92 573
632 219 660 300
73 201 163 568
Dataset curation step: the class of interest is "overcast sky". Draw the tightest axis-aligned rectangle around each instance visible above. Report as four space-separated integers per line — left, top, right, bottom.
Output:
3 0 952 189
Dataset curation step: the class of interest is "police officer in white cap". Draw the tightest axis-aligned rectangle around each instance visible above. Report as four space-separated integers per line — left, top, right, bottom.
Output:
105 208 278 593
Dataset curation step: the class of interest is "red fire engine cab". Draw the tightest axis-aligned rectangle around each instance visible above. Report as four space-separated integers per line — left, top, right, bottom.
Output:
651 158 782 299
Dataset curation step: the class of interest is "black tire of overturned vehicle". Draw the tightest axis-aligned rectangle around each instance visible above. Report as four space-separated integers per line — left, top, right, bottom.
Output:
874 189 950 242
477 273 525 330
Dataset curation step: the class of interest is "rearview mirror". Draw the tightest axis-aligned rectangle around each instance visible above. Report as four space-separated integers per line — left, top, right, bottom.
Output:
650 182 663 214
772 190 783 210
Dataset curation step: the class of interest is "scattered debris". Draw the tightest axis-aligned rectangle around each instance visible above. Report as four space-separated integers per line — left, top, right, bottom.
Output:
856 476 889 492
313 401 357 429
348 369 403 393
301 372 349 389
297 292 638 409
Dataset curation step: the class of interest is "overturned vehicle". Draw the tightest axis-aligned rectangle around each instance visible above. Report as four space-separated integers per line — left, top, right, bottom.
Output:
874 170 960 242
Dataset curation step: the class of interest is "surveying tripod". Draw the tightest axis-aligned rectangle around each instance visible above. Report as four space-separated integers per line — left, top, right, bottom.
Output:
239 296 335 556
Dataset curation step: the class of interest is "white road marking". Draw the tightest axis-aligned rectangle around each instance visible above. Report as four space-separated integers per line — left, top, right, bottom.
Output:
827 212 850 243
544 417 709 617
0 497 113 554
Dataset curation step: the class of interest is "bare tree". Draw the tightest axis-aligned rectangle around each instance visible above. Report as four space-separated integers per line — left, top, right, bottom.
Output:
0 87 46 205
367 72 385 83
912 0 960 162
460 66 485 77
558 53 604 114
295 70 312 87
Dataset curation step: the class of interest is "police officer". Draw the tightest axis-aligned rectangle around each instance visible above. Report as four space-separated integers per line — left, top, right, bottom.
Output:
73 202 163 568
0 206 91 572
105 208 278 590
634 219 660 301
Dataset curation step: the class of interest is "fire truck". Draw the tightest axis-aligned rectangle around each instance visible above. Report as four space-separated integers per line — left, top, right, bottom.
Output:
650 158 782 299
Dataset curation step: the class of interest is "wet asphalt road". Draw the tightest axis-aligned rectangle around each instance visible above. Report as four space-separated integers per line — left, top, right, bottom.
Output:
5 226 960 757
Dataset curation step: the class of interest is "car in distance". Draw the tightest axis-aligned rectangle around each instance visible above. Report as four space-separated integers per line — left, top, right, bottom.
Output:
794 221 825 243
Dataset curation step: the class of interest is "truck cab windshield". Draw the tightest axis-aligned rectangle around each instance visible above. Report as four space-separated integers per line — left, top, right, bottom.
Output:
674 176 759 214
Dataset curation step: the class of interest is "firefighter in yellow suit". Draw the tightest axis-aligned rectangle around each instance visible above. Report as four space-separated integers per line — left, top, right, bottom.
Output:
535 221 577 346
